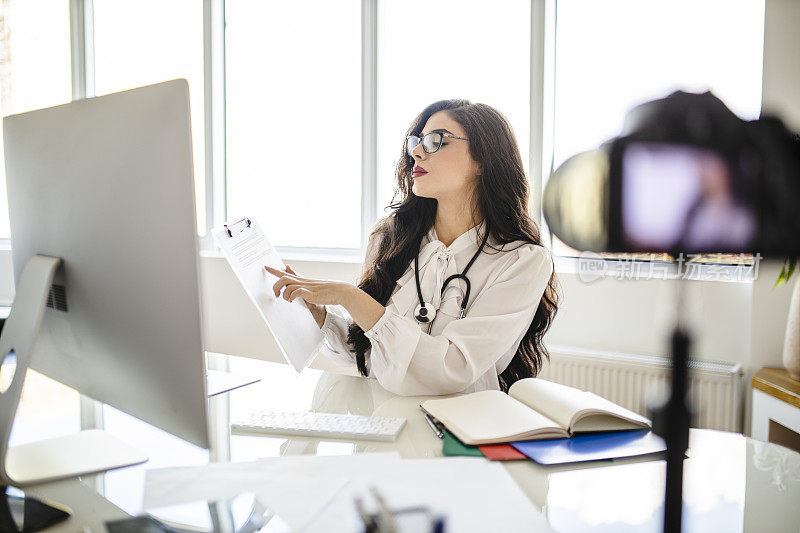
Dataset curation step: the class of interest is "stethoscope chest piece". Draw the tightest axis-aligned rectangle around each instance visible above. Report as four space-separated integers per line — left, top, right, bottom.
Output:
412 224 489 329
414 302 436 323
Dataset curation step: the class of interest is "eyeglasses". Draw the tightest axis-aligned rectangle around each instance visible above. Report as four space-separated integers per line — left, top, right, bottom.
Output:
406 131 468 156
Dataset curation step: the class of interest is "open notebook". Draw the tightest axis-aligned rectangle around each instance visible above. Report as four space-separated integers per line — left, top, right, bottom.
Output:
420 378 651 446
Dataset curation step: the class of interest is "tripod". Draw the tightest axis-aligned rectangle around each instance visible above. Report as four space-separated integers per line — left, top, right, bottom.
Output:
650 280 693 533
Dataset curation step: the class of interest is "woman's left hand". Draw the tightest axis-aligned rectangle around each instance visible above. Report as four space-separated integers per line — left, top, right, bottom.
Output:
264 265 354 307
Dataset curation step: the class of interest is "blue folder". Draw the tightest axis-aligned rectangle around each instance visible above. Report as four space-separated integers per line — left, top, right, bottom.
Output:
510 430 666 465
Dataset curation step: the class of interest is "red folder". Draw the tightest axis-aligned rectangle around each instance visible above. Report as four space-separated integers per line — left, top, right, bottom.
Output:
478 444 528 461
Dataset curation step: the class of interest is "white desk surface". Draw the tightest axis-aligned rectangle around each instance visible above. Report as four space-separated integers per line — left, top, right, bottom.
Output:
12 352 800 532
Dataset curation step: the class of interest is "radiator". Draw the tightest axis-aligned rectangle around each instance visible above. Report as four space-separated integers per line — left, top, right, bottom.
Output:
538 345 744 433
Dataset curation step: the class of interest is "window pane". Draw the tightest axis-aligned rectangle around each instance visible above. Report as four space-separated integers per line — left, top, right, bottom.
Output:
94 0 206 234
551 0 764 257
225 0 361 249
377 0 531 220
0 0 72 239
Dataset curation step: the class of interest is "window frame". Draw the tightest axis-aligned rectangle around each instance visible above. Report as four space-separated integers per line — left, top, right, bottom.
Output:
0 0 95 251
214 0 547 260
6 0 754 282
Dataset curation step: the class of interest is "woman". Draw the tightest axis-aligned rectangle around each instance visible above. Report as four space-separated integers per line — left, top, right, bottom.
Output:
265 99 559 395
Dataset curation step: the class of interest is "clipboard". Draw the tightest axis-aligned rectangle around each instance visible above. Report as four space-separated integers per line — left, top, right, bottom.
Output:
212 216 323 372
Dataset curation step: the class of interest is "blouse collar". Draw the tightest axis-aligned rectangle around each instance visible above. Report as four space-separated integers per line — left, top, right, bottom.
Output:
389 219 489 317
424 219 487 255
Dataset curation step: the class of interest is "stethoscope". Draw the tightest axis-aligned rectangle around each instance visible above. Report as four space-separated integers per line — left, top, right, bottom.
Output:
413 227 490 334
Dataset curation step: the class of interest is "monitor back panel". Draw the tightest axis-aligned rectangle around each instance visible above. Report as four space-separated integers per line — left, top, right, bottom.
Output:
3 79 209 449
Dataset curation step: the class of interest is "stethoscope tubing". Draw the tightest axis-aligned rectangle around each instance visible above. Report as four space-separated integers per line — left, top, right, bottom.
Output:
414 226 490 333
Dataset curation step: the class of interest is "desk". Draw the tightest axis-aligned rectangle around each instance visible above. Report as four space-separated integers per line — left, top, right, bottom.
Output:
752 367 800 453
13 354 800 532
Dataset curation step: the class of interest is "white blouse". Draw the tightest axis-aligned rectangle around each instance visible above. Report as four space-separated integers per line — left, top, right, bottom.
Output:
320 219 554 396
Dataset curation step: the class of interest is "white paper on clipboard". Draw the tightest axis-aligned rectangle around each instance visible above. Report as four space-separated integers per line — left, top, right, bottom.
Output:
212 216 323 372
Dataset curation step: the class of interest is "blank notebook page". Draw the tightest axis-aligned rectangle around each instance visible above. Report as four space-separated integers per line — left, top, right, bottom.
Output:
423 390 559 442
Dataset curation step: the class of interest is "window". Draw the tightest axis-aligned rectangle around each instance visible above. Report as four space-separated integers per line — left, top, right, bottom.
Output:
0 1 768 268
225 0 361 249
93 0 206 234
377 0 531 218
0 0 72 238
550 0 765 259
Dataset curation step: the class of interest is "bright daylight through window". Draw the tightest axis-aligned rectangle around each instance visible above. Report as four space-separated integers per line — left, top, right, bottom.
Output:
0 0 767 261
225 0 361 249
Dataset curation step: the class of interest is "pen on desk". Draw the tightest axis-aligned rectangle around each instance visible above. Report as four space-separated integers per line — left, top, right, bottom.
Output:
423 412 444 439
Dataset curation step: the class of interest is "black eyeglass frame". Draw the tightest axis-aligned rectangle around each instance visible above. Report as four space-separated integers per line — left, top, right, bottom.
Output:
405 131 468 156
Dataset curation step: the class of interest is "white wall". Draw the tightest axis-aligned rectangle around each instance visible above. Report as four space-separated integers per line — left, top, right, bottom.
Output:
761 0 800 132
738 0 800 431
545 271 755 364
199 253 787 368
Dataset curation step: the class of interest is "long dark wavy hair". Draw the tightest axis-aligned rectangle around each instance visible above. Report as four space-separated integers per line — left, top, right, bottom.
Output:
346 99 560 392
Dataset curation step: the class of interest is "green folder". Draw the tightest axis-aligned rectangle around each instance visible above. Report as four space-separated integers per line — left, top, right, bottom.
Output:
442 429 483 457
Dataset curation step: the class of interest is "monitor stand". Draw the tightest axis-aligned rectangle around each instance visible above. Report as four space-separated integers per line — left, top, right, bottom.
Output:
0 255 147 487
0 485 71 531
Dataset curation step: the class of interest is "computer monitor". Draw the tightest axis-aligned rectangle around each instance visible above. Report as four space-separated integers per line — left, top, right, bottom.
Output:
0 79 210 485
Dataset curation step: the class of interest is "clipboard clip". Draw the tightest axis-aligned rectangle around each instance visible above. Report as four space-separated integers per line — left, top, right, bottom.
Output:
224 217 251 238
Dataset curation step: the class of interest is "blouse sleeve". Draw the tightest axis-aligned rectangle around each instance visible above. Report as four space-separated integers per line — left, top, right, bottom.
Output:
362 244 553 396
319 221 386 364
319 304 363 364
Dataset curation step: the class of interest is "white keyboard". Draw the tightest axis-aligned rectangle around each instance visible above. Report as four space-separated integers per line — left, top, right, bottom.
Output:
231 410 407 442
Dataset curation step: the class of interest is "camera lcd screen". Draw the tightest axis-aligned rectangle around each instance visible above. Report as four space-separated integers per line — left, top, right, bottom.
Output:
620 142 757 253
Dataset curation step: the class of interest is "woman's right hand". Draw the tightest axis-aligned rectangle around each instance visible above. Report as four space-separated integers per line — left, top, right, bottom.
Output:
284 264 327 328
